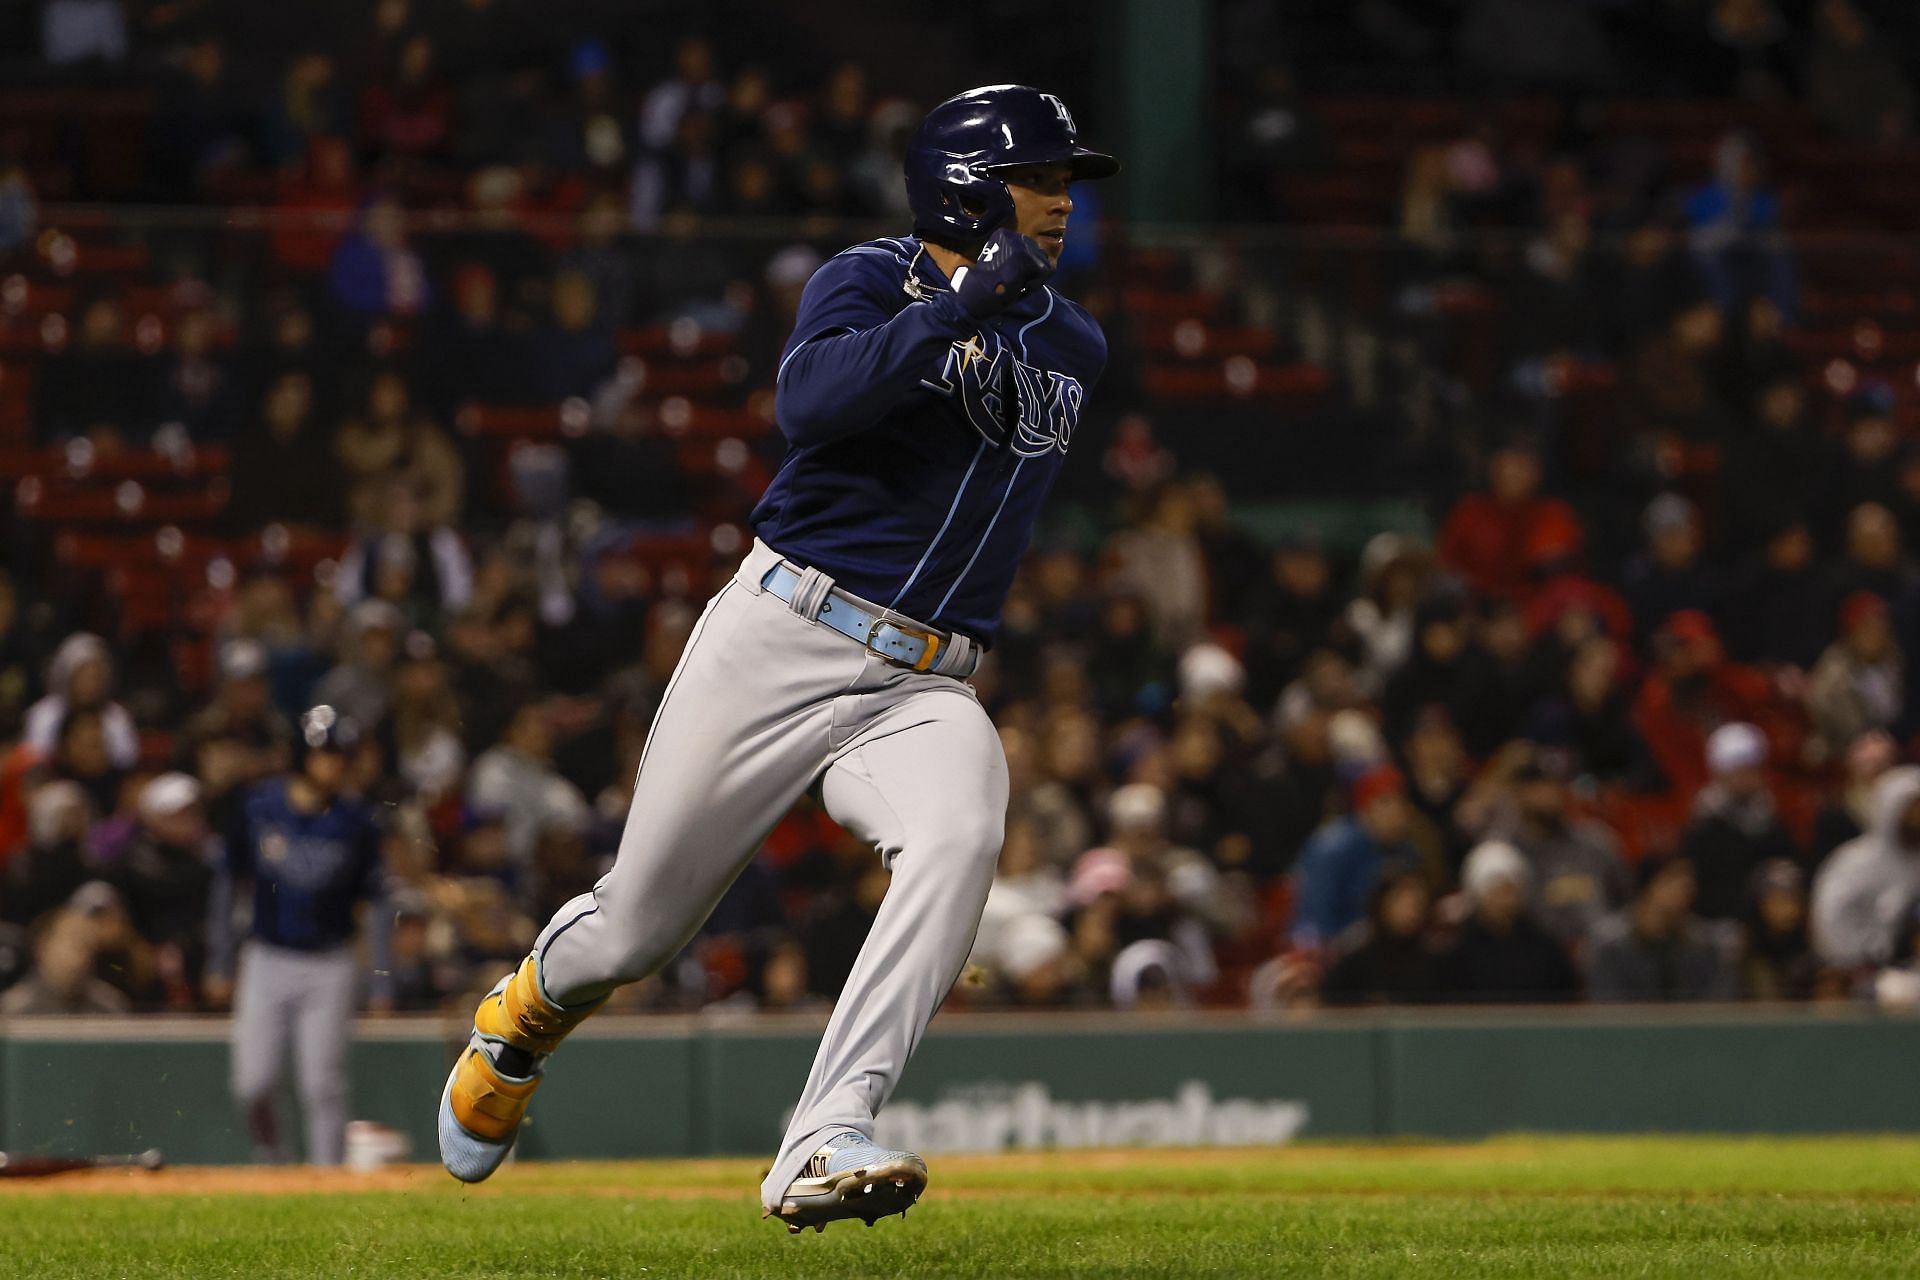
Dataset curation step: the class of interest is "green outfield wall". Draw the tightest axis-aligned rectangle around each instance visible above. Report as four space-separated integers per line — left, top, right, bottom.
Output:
4 1008 1918 1165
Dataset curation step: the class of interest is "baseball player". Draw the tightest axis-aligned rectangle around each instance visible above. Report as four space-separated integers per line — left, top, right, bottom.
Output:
439 84 1118 1231
209 705 392 1165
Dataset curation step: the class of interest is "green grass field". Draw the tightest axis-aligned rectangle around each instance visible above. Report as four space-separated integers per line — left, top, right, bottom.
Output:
6 1137 1920 1278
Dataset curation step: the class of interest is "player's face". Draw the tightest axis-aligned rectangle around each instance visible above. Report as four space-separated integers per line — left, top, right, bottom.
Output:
304 748 347 795
1000 162 1076 264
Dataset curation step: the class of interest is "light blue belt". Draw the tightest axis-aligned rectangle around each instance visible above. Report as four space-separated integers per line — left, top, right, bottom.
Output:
760 562 978 677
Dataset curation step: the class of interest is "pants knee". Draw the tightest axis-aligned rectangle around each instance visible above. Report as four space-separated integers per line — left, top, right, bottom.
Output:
919 812 1004 880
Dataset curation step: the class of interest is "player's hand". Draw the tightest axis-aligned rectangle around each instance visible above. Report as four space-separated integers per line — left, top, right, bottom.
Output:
951 227 1054 319
203 974 234 1010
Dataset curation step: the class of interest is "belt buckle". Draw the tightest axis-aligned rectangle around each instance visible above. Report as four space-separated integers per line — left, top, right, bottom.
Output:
869 618 943 673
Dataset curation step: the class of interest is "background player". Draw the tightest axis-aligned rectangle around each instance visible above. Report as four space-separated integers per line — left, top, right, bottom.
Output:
438 83 1117 1230
209 705 392 1165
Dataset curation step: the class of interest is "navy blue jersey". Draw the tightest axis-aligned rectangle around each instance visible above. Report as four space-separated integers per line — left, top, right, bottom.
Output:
223 778 385 953
751 236 1106 643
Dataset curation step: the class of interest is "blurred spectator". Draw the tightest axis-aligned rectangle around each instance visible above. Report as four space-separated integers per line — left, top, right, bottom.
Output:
466 703 590 867
1684 133 1794 319
1679 722 1803 921
0 908 131 1015
1398 706 1473 873
335 369 464 529
1627 296 1731 442
1242 534 1341 708
631 38 724 228
1808 0 1913 143
1346 533 1430 692
419 263 529 418
1812 730 1897 863
334 481 475 630
1587 856 1739 1001
1435 839 1579 1002
313 601 405 731
228 370 346 532
3 782 95 928
813 63 870 158
1722 518 1832 669
359 34 453 160
1811 765 1920 971
549 40 629 176
1437 440 1583 601
1700 0 1795 99
1742 859 1818 999
328 195 432 318
1632 610 1780 801
1622 494 1722 643
1291 765 1422 948
533 270 618 400
561 193 639 329
266 54 349 168
389 640 466 803
155 309 238 440
149 34 247 201
1108 485 1209 653
66 879 159 1008
106 774 216 1006
1383 594 1503 757
271 137 360 273
182 640 294 780
1806 592 1904 762
1318 869 1437 1006
24 634 138 771
1721 377 1839 561
1532 636 1653 787
1222 65 1328 219
1485 747 1632 954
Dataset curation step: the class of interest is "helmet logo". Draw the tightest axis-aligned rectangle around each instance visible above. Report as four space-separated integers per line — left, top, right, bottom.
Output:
1040 93 1076 134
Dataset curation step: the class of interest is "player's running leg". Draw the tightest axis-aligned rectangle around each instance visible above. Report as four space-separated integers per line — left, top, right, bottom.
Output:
292 948 356 1166
230 942 296 1163
762 686 1007 1230
440 564 868 1181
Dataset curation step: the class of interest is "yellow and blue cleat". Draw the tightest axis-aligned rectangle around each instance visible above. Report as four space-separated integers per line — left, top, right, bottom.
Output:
437 956 600 1183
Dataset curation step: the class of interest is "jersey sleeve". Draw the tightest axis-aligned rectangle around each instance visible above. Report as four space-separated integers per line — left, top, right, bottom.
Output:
774 252 976 449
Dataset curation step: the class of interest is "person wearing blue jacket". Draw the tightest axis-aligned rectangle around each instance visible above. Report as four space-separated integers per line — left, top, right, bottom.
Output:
1292 765 1424 950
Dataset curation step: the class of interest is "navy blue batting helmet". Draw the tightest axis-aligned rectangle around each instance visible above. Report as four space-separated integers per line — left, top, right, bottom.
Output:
297 704 362 759
905 85 1119 247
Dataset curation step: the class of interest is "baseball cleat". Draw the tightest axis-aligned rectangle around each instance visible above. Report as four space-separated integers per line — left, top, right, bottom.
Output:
767 1131 929 1233
438 977 538 1183
438 958 603 1184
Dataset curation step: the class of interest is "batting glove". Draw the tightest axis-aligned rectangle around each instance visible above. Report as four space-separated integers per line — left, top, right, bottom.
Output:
950 228 1054 319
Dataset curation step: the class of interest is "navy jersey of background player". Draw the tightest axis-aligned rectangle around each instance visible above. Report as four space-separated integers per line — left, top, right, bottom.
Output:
750 236 1106 643
224 776 383 951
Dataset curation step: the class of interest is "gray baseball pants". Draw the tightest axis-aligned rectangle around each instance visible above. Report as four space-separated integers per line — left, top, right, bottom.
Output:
230 940 357 1165
532 539 1008 1211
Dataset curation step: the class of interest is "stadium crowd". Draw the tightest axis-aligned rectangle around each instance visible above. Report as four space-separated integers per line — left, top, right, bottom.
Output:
5 2 1920 1017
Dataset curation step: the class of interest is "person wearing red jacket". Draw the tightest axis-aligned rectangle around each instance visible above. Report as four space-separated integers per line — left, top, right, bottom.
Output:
1633 609 1793 801
1438 440 1584 602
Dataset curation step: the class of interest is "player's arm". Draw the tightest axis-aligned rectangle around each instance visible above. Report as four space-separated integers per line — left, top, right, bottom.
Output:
203 798 253 1001
776 229 1052 448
